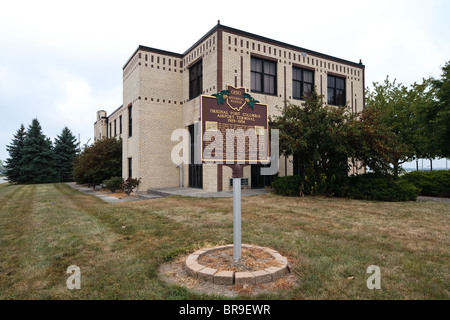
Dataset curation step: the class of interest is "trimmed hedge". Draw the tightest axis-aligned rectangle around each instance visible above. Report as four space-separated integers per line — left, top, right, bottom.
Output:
271 173 340 197
272 173 421 201
401 170 450 197
339 173 420 202
271 175 302 197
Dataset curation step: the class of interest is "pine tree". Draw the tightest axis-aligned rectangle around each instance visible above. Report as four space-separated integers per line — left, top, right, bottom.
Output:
5 124 26 183
19 119 57 184
54 127 78 182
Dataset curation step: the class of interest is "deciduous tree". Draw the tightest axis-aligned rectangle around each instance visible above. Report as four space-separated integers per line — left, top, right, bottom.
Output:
365 77 434 178
429 61 450 158
72 137 122 187
270 90 359 193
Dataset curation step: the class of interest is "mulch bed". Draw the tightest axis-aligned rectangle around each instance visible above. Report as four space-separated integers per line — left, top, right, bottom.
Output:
197 247 282 272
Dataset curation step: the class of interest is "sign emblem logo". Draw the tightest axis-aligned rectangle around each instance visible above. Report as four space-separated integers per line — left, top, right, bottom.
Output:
226 86 246 111
212 85 259 111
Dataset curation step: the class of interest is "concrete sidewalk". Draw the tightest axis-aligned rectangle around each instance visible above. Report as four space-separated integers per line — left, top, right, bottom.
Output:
65 182 144 204
147 187 270 198
417 196 450 203
65 182 270 203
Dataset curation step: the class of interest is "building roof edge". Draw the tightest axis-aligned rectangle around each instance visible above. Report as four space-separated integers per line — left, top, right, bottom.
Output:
123 23 365 70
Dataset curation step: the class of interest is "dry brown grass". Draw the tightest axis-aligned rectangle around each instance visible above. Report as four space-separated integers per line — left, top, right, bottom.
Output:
0 183 448 299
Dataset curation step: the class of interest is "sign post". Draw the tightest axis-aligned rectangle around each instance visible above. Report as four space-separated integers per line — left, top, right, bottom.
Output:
232 172 242 261
201 86 269 262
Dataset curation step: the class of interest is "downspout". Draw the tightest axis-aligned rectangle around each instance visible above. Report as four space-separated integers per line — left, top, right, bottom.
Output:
176 165 183 188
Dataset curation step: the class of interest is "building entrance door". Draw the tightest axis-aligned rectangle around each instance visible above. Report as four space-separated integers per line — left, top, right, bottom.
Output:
188 124 203 189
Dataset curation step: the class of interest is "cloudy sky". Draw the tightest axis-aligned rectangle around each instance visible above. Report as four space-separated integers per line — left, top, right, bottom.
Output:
1 0 449 168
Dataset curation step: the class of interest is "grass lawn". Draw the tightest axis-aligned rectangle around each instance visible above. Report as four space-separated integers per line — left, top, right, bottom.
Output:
0 182 448 300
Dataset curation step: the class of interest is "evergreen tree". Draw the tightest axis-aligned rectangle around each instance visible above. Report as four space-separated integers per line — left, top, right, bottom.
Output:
19 119 57 184
4 124 26 183
54 127 78 182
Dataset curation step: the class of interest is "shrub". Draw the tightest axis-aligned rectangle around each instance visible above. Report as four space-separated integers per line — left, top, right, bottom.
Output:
401 170 450 197
122 177 141 195
272 172 342 197
340 173 420 202
272 175 301 197
103 176 123 193
273 173 420 202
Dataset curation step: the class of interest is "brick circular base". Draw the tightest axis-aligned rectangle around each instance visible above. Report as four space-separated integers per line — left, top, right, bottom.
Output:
185 244 290 285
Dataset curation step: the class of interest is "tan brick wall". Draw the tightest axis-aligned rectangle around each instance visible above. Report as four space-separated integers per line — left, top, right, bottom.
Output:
221 31 365 114
220 30 365 184
121 48 185 191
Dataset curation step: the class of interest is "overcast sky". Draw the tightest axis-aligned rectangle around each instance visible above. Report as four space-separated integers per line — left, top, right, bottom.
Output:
1 0 449 168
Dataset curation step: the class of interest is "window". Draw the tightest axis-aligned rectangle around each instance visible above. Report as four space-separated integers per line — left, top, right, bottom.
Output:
189 59 202 100
128 158 132 178
188 124 202 188
114 119 116 137
327 75 346 106
128 105 132 137
119 115 122 134
251 56 276 95
292 67 314 100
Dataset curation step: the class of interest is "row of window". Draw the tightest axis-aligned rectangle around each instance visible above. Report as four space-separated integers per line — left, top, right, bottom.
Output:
108 115 123 138
189 57 348 106
120 57 347 139
250 56 347 106
107 105 133 139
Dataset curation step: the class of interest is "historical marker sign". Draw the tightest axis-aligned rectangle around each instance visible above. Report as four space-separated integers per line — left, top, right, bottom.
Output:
201 85 269 164
201 85 270 262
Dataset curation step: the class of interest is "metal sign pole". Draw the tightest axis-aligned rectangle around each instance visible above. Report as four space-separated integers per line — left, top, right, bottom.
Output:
228 163 245 262
233 176 242 262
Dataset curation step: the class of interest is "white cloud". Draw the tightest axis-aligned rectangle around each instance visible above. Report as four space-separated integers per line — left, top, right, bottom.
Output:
46 68 121 144
0 0 449 161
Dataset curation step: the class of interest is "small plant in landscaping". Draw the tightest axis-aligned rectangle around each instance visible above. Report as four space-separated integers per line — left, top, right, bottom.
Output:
122 177 141 195
103 176 124 193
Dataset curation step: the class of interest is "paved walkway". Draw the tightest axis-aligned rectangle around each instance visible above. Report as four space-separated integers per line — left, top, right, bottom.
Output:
147 187 270 198
65 182 143 204
65 183 270 203
417 196 450 203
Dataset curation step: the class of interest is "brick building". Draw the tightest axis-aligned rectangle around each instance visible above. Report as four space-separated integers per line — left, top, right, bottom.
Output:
94 23 365 193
